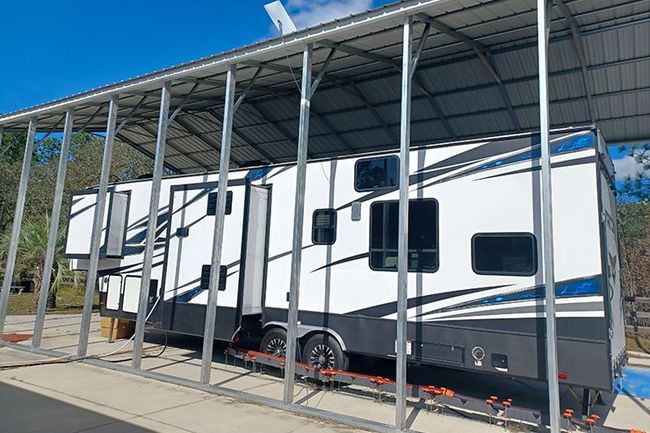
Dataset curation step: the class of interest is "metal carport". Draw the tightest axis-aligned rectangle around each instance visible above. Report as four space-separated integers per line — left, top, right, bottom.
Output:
0 0 647 431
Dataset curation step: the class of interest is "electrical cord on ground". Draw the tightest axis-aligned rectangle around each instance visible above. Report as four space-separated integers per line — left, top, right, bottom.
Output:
88 295 162 359
0 295 165 369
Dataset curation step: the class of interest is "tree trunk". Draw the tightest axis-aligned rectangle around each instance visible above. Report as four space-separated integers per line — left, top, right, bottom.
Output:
31 270 43 312
47 283 57 309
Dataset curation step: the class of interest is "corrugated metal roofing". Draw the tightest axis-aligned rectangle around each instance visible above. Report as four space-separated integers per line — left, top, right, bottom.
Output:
0 0 648 174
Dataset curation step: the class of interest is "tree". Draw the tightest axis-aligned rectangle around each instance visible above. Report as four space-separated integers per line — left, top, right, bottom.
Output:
0 132 153 239
618 143 650 202
0 132 153 312
0 216 69 310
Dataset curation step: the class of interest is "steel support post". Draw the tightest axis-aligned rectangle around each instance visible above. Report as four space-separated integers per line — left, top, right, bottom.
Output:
200 64 237 384
132 82 171 369
537 1 561 432
396 16 413 431
0 118 37 336
78 96 119 357
283 44 313 405
32 109 75 348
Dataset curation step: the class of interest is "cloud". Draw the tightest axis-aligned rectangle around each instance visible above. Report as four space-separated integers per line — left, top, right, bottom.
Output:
613 154 644 180
286 0 373 29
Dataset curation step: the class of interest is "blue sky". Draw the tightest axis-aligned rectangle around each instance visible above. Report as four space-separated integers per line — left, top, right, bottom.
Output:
0 0 389 114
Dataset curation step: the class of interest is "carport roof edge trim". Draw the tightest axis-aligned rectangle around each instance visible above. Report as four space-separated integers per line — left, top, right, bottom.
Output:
0 0 447 126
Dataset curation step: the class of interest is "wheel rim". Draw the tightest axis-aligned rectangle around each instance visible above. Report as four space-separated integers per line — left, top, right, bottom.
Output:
265 337 286 358
309 343 336 369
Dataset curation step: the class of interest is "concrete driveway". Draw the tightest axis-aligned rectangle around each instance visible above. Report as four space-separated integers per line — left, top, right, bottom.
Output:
1 313 648 433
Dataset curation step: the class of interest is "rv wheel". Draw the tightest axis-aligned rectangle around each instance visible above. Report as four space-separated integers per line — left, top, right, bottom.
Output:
303 334 348 371
260 328 288 359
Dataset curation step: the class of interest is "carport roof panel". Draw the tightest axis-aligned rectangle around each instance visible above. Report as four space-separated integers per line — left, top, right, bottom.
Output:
0 0 648 174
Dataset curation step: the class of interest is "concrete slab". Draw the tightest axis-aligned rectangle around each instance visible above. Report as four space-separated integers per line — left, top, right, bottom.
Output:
629 351 650 368
0 360 360 433
603 391 650 431
1 363 208 417
2 313 649 433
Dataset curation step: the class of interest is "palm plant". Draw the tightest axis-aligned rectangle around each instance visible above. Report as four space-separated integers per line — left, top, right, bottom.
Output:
0 216 69 311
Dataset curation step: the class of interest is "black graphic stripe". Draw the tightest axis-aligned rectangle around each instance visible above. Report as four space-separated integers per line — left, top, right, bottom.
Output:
336 160 476 211
310 252 369 273
70 202 95 219
475 156 596 181
415 135 535 174
98 259 164 277
348 285 506 318
97 251 166 275
126 205 170 231
265 165 292 181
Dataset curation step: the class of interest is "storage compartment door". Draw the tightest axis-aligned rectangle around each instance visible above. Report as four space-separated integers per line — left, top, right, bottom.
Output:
102 275 123 311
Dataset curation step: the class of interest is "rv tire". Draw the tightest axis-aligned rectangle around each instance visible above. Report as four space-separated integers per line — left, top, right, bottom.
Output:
303 333 348 371
260 328 289 360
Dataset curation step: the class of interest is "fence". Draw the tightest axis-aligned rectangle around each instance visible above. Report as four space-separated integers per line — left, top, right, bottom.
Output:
626 296 650 335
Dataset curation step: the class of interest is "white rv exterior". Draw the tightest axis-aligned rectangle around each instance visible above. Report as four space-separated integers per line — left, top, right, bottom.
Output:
65 127 625 391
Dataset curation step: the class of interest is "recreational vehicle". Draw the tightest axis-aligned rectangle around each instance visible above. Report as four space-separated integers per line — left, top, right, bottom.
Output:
64 126 626 392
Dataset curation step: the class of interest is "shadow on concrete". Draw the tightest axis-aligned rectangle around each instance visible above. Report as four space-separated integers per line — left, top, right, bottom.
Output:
0 382 156 433
141 331 625 424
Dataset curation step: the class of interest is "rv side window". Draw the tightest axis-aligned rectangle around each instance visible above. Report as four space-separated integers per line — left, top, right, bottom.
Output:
312 209 337 245
355 156 399 192
207 191 233 216
369 199 438 273
472 233 537 276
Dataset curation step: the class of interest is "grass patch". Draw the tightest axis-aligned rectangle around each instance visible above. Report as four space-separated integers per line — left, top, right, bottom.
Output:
7 285 99 316
627 334 650 354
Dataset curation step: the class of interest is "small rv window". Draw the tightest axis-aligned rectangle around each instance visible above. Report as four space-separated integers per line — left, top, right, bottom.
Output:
312 209 337 245
369 199 438 273
472 233 537 276
207 191 233 216
355 156 399 192
200 265 227 291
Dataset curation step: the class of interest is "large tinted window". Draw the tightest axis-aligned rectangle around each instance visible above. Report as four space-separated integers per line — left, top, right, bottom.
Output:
472 233 537 276
369 199 438 272
355 156 399 191
312 209 337 245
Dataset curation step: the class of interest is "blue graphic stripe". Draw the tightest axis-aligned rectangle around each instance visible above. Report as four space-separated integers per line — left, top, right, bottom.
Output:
479 133 595 171
246 166 272 181
175 286 204 303
479 277 600 305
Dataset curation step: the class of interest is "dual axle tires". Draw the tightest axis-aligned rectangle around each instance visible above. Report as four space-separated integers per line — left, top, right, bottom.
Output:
259 328 348 371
